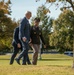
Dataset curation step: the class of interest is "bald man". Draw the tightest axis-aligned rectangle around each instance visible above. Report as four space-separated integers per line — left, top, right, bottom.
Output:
16 11 32 65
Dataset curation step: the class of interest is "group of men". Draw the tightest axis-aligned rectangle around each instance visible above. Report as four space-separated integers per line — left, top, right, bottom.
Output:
10 11 46 65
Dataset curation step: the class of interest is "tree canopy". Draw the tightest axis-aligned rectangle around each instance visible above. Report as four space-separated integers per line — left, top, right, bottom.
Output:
50 9 74 53
0 0 17 53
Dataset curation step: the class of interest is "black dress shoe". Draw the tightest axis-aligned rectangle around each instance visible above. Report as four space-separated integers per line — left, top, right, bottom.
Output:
15 58 20 65
10 63 13 65
28 63 31 65
22 62 26 65
22 63 26 65
10 60 13 65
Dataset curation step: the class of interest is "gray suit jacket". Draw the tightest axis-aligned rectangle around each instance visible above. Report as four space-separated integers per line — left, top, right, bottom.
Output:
19 17 30 41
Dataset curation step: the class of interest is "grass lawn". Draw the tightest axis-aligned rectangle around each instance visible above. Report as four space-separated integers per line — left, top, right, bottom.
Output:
0 54 74 75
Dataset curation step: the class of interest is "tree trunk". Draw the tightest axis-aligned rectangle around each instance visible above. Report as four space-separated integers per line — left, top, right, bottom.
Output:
72 18 74 68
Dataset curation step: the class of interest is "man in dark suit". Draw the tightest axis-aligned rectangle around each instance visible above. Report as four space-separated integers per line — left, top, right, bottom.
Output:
15 11 32 65
10 26 31 65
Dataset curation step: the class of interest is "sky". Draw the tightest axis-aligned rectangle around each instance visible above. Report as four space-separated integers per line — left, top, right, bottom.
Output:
4 0 62 21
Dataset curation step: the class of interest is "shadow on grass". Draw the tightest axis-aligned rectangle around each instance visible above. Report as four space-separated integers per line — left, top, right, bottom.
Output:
0 59 10 60
38 58 72 61
0 58 72 61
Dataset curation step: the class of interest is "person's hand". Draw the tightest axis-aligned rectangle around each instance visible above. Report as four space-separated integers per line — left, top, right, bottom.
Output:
22 37 27 42
44 45 46 48
29 38 32 43
17 43 21 48
29 43 33 46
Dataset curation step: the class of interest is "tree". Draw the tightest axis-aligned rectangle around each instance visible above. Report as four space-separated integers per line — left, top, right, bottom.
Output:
35 0 74 68
0 0 17 54
36 5 53 46
0 0 11 15
36 0 74 11
50 9 74 53
0 0 12 38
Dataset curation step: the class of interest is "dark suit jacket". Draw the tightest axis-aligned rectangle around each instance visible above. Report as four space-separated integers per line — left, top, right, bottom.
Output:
12 27 21 46
19 17 30 41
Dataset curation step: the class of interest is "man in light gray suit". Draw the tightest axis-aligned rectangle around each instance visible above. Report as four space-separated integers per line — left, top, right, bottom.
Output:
16 11 32 65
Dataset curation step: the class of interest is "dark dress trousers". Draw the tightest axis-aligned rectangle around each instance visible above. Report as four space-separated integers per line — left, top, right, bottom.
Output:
16 17 31 65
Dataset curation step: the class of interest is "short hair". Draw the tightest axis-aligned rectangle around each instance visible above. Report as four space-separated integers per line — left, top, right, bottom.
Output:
34 17 40 22
25 11 32 15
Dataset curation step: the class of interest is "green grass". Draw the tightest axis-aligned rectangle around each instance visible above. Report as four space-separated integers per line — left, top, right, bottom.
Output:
0 54 74 75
